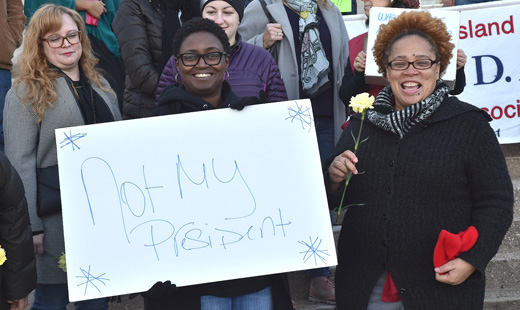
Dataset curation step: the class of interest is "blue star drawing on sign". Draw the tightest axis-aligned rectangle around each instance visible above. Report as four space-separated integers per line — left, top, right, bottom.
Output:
60 130 87 151
76 265 110 295
286 102 313 132
299 236 330 266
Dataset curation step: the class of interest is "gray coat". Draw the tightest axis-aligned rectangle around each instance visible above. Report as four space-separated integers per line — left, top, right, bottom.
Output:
239 0 349 143
4 77 122 284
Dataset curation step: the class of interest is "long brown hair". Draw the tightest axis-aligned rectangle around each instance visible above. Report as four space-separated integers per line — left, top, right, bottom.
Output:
14 4 109 123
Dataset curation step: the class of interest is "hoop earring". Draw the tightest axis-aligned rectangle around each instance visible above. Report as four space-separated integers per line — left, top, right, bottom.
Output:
174 73 179 84
224 70 230 81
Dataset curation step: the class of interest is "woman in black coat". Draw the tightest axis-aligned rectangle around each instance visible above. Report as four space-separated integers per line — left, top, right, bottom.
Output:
0 152 36 310
147 17 292 310
325 11 513 310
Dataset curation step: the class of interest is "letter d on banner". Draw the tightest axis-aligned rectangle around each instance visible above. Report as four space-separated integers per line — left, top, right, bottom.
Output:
474 55 504 85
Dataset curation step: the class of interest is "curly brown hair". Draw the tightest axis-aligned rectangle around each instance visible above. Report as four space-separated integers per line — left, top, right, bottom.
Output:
372 11 454 77
14 4 110 123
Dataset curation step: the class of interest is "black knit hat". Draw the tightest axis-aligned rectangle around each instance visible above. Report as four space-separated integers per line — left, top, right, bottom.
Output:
201 0 244 21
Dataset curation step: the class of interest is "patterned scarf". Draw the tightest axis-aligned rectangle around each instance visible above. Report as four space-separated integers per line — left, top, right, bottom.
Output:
367 80 450 139
285 0 330 97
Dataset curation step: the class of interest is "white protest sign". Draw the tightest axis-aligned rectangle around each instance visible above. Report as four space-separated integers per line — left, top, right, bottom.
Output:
365 8 460 89
56 99 337 302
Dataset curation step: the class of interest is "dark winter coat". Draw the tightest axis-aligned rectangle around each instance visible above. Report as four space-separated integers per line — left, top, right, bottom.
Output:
325 96 514 310
112 0 164 119
0 153 36 308
155 35 288 105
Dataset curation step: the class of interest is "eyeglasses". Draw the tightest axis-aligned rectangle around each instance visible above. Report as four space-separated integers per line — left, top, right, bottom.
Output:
387 59 438 71
177 52 226 67
43 31 82 48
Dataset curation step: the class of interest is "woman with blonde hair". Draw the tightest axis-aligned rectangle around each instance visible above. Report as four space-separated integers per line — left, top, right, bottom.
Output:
4 4 122 309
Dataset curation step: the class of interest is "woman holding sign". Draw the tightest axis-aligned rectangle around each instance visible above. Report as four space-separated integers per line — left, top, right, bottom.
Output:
148 17 293 310
325 11 513 309
4 4 122 309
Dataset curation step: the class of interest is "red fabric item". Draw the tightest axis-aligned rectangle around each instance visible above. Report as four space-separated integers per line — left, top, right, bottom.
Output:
381 272 401 302
341 119 350 130
86 13 99 26
433 226 478 268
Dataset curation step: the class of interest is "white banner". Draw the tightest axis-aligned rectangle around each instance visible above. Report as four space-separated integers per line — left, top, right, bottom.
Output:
56 100 337 301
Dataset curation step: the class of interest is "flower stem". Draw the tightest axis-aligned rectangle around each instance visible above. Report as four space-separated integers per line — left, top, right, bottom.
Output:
337 112 366 216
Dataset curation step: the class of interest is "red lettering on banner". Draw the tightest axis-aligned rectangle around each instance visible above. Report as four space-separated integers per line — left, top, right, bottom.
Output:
482 101 520 120
460 15 514 40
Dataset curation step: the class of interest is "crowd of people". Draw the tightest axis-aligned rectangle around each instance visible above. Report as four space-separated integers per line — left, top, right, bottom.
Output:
0 0 514 309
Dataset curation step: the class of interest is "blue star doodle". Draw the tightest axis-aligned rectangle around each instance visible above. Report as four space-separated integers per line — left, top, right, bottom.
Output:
76 265 110 295
60 130 87 151
286 102 313 132
299 236 330 266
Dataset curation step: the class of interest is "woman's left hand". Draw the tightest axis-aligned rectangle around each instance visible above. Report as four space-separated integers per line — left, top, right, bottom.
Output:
456 49 467 69
434 258 476 285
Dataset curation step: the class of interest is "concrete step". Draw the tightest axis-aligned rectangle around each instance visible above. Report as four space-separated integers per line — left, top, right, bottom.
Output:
294 299 336 310
505 156 520 179
484 288 520 310
498 217 520 252
485 250 520 291
292 288 520 310
513 178 520 215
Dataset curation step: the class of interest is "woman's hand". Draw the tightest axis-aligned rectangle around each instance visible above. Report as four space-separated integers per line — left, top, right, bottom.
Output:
456 49 467 69
8 296 28 310
77 0 107 19
354 51 367 73
327 150 358 192
262 23 283 49
33 233 44 255
435 258 476 285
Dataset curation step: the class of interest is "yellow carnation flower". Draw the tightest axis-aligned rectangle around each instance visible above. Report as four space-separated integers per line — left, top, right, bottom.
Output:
349 92 375 114
0 246 6 265
58 253 67 272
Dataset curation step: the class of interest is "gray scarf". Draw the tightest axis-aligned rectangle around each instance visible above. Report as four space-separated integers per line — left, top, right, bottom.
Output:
285 0 330 96
367 80 450 139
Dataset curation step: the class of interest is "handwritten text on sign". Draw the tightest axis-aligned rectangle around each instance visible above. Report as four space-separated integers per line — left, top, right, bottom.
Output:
56 100 337 301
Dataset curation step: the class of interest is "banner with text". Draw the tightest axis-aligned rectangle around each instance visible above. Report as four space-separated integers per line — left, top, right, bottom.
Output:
56 100 337 301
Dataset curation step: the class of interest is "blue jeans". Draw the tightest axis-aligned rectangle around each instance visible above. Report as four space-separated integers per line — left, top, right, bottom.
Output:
201 286 273 310
32 284 108 310
306 116 334 278
0 69 11 153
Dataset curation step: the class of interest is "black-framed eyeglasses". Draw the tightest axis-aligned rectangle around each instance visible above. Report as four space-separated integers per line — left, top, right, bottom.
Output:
387 59 438 71
43 31 82 48
177 52 226 67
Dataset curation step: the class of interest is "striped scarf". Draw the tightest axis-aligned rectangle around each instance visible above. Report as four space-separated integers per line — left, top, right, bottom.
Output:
367 80 450 139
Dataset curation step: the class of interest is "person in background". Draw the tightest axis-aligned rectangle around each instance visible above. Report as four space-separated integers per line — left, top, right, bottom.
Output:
4 4 122 309
25 0 127 110
340 0 466 114
113 0 200 119
146 17 293 310
239 0 349 304
156 0 288 105
325 10 513 309
0 152 37 310
0 0 25 153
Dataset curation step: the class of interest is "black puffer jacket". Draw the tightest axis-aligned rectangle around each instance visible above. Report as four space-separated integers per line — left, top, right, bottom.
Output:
112 0 164 119
0 153 36 307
